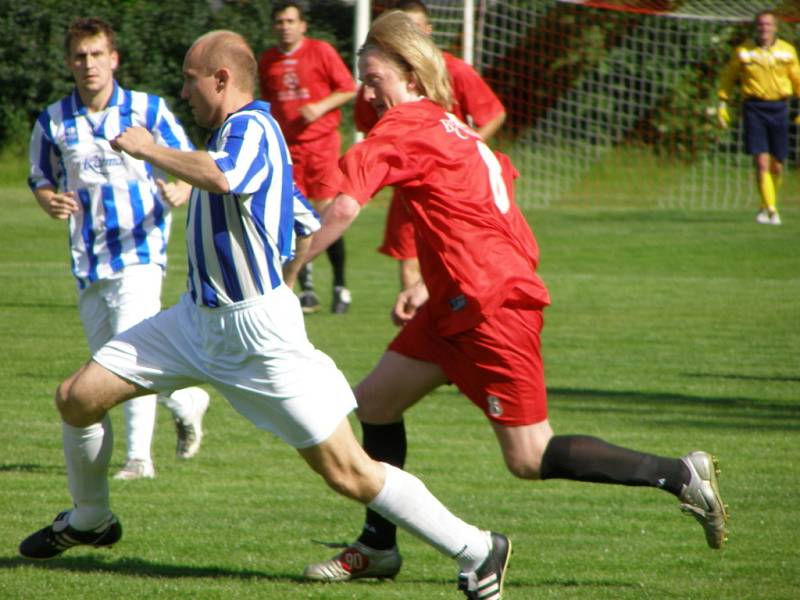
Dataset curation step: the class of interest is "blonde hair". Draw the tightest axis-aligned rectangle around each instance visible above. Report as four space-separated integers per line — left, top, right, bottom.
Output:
360 11 452 110
190 30 257 94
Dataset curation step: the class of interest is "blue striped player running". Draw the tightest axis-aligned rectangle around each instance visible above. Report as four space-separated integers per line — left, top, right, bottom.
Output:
19 29 510 599
28 17 209 481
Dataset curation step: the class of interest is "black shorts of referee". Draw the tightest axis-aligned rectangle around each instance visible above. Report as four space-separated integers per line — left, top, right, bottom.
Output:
743 98 789 160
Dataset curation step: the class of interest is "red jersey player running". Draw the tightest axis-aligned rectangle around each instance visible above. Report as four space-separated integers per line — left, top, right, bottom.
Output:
259 0 356 313
301 10 729 590
355 0 506 292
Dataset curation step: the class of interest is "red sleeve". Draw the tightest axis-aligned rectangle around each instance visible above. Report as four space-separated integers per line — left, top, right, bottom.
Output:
445 54 505 128
338 115 418 204
257 50 276 102
354 86 379 133
321 41 356 94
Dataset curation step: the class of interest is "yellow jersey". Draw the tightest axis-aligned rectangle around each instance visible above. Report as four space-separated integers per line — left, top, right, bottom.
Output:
718 38 800 102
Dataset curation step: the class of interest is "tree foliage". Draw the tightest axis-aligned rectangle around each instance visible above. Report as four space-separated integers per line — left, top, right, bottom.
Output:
0 0 353 149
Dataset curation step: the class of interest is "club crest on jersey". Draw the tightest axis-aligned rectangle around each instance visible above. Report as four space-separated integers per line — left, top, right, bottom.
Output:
487 395 503 417
65 126 79 146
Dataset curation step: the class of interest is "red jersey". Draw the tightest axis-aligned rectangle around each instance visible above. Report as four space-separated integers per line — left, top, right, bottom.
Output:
258 38 356 143
354 52 505 134
339 99 549 335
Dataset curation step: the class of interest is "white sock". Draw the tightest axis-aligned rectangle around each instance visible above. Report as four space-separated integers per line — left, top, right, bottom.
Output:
62 417 113 530
368 463 490 572
158 387 206 422
123 394 157 462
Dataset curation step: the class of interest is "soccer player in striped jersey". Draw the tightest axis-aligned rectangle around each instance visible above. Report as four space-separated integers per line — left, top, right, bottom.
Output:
301 11 729 590
19 30 511 598
259 0 357 314
717 10 800 225
27 17 209 481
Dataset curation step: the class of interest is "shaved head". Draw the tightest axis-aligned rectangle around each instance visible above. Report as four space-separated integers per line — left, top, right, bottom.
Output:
188 30 257 94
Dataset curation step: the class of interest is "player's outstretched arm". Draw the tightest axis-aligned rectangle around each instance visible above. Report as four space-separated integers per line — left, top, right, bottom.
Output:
111 127 229 194
305 193 360 263
156 179 192 207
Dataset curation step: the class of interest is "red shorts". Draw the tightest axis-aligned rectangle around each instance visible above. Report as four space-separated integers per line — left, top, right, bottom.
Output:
378 189 417 260
289 133 341 201
388 303 548 426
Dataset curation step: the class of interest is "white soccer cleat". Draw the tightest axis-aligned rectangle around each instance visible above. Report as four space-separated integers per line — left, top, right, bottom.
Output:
679 451 729 549
769 211 782 226
303 541 402 582
113 459 155 480
174 388 210 459
755 209 770 224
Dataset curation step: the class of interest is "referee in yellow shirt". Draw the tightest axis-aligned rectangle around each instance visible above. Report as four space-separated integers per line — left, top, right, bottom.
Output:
718 10 800 225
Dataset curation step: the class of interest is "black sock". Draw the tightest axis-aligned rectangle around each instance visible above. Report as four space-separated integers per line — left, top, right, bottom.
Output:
327 237 346 288
357 421 406 550
540 435 690 497
298 263 313 291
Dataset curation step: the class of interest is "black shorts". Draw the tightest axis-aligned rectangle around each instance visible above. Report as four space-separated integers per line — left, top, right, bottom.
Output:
743 99 789 160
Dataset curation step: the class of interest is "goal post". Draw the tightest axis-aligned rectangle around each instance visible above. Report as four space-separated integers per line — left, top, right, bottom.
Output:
359 0 800 209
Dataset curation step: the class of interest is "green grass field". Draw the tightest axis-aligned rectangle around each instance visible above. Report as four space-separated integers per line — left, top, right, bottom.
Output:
1 179 798 599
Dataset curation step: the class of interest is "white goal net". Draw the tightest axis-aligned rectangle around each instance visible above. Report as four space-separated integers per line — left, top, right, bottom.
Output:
369 0 800 209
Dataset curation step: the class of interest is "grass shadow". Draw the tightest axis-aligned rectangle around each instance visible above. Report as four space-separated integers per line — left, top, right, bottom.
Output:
549 386 800 431
0 463 63 474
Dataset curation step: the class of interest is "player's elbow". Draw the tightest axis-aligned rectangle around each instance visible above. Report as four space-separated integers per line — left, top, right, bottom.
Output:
206 171 231 195
327 194 361 224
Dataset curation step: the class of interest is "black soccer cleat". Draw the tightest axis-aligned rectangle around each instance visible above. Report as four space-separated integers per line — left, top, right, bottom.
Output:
19 510 122 560
331 286 351 314
299 290 321 314
457 532 511 599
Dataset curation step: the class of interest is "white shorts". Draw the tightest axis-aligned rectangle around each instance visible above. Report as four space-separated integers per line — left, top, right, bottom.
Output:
94 286 356 448
78 264 164 354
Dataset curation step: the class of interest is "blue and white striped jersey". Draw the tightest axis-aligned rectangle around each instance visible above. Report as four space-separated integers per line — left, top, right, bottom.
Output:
186 100 296 308
280 186 321 263
289 186 321 259
28 82 194 289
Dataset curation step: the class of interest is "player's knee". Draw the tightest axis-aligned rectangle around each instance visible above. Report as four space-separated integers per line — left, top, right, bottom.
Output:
354 388 402 424
55 374 98 427
504 455 542 480
54 380 71 417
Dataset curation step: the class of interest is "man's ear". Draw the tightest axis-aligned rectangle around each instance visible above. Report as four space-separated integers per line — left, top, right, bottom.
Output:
215 67 231 90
